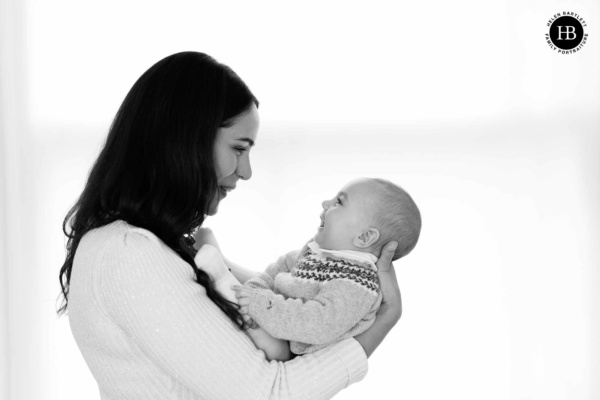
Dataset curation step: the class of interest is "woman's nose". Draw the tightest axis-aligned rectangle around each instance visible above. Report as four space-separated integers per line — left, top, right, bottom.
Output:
236 157 252 180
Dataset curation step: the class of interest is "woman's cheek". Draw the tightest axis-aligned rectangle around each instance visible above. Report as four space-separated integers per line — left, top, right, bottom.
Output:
215 152 234 181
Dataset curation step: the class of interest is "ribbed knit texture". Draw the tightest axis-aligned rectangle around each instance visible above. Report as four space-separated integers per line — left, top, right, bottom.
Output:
68 221 368 399
244 243 383 355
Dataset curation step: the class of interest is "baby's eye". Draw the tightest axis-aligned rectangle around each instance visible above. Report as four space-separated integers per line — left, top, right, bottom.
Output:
335 197 342 205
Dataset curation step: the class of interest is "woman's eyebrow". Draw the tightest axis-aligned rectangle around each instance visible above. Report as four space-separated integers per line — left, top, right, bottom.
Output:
237 138 255 146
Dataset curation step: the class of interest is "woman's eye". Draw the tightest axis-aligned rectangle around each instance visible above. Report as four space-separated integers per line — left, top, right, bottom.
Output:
234 147 246 155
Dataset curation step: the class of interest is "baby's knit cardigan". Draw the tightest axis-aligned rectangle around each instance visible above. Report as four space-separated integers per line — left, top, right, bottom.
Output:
245 242 383 354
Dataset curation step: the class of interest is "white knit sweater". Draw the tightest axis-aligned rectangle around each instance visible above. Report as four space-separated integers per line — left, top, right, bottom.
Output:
68 220 368 399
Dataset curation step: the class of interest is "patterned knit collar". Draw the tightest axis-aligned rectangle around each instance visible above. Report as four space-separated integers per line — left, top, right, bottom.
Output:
307 241 378 271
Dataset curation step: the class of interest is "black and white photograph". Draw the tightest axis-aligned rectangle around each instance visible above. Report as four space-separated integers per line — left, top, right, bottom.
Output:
1 1 599 399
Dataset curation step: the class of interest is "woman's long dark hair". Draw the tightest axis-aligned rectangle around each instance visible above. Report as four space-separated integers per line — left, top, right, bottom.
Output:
58 52 258 329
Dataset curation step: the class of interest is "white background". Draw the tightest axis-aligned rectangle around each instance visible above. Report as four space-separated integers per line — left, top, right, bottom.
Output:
1 0 599 399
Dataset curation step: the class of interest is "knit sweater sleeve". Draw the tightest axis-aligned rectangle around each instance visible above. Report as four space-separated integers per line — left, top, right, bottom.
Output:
244 248 301 291
97 229 367 399
247 278 379 345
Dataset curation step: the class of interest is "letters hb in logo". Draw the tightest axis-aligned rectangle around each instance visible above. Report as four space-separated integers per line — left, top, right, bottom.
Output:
550 16 584 49
556 26 577 40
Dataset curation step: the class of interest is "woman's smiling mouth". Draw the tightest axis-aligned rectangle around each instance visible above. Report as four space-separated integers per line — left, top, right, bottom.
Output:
219 186 234 199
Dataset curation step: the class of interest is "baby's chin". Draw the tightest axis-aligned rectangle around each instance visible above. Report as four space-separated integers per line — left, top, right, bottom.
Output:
312 233 323 246
312 235 350 252
312 232 329 249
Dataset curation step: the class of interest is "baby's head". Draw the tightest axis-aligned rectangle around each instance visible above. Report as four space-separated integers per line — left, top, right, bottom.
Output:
314 178 421 261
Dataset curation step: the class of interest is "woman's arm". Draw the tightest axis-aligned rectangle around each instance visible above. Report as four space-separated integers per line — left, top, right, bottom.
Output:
354 241 402 357
194 228 402 358
236 241 402 356
195 244 292 361
101 229 367 399
223 256 260 284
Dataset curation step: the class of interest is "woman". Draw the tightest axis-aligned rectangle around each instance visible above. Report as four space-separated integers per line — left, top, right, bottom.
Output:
58 51 402 399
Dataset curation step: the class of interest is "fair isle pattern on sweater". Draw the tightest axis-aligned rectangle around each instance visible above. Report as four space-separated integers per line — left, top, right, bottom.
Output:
292 249 379 295
246 243 383 355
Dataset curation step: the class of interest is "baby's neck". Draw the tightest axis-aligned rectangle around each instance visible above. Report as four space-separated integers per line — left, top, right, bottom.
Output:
319 243 380 259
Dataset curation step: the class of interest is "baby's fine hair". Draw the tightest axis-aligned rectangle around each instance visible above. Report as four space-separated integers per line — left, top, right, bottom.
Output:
369 178 421 261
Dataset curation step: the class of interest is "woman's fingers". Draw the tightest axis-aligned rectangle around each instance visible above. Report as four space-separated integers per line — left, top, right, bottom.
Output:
376 241 398 273
193 227 220 250
231 285 252 312
231 285 243 293
353 242 402 357
243 315 259 329
376 241 402 323
231 285 251 298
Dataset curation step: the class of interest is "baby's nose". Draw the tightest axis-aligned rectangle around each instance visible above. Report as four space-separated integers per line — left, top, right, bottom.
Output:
321 200 329 209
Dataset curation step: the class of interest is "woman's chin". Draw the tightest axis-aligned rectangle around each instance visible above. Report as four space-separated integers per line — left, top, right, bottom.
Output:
207 202 219 216
207 193 225 216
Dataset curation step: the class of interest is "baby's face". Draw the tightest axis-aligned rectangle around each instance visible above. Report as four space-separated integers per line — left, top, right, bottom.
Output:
314 179 377 251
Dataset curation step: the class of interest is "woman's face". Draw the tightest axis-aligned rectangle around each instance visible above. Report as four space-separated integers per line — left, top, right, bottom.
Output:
208 104 260 215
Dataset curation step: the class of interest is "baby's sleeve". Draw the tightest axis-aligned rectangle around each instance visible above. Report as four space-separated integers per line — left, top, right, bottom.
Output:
244 248 301 291
247 278 380 346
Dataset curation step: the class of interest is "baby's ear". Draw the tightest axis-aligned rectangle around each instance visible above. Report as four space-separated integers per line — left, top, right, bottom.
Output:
353 228 380 249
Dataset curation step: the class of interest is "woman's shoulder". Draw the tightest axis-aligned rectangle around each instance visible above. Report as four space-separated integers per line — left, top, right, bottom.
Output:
83 220 162 248
80 220 194 289
78 220 178 270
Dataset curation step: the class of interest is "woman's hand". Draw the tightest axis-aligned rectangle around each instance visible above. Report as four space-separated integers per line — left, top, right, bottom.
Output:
354 241 402 357
193 227 221 251
231 285 252 316
193 228 259 284
231 285 260 329
375 241 402 325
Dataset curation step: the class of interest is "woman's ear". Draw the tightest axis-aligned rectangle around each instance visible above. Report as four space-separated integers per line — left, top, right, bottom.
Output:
352 228 380 249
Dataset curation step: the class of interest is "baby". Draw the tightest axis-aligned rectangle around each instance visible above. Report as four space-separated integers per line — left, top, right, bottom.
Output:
232 177 421 357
